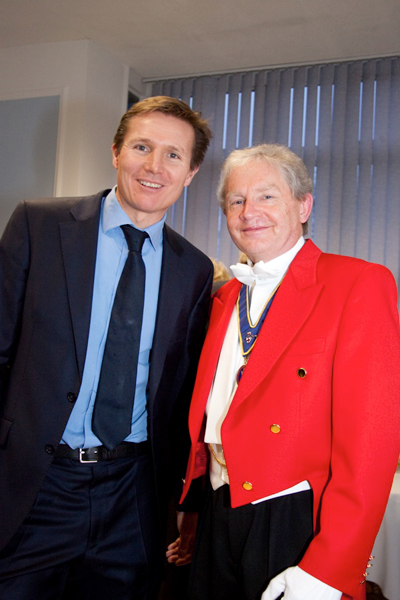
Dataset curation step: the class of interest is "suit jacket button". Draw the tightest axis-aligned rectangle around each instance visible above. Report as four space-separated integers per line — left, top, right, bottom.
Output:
297 368 307 378
45 444 55 454
67 392 77 403
242 482 253 491
270 424 281 434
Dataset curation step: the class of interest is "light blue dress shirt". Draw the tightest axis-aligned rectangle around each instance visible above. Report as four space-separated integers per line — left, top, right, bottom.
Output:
62 187 165 449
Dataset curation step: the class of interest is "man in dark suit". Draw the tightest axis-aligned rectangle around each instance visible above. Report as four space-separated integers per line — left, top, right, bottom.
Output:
0 96 213 600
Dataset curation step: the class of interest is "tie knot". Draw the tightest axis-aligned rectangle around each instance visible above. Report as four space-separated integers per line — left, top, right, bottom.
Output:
121 225 148 252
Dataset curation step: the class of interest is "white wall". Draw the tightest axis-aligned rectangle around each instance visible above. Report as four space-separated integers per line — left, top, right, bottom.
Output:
0 40 144 201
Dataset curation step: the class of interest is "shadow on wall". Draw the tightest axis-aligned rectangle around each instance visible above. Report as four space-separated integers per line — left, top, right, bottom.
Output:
0 95 60 235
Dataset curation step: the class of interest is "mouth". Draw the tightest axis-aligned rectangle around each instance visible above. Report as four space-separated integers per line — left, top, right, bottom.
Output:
138 180 162 189
242 225 268 233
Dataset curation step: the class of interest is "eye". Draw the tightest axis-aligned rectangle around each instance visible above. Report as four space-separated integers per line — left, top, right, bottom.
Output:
168 152 180 160
227 198 244 210
259 194 276 204
134 144 149 152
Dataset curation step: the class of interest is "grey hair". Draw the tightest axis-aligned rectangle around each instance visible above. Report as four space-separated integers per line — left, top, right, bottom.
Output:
217 144 313 233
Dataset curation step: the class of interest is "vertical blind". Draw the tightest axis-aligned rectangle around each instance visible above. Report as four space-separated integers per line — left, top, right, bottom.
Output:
152 57 400 296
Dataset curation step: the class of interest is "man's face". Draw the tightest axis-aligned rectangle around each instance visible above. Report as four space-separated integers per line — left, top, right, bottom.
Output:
112 112 198 228
225 160 312 263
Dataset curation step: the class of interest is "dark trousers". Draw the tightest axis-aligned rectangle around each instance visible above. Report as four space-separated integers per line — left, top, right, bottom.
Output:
188 484 313 600
0 453 162 600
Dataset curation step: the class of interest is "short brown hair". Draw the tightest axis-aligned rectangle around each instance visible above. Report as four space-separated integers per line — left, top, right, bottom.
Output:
113 96 212 170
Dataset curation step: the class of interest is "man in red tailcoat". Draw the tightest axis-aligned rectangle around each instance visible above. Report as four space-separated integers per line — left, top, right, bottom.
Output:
168 144 400 600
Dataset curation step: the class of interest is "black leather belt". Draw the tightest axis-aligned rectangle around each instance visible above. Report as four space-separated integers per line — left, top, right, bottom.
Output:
55 441 149 463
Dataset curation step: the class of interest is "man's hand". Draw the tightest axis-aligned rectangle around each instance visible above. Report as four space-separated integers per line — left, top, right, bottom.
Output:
261 566 342 600
165 511 198 566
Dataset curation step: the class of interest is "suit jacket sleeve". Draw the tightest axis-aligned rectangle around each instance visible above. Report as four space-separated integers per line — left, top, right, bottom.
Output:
0 202 30 407
172 264 213 511
299 262 400 597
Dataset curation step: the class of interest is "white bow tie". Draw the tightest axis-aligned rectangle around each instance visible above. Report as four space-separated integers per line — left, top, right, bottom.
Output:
230 261 283 286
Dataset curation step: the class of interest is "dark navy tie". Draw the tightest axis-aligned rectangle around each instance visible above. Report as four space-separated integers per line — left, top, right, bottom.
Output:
92 225 148 450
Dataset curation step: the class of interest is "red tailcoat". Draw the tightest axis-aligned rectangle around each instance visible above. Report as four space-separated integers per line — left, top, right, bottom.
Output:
181 240 400 599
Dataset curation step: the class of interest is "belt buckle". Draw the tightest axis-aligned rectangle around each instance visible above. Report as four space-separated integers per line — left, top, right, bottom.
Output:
79 448 98 463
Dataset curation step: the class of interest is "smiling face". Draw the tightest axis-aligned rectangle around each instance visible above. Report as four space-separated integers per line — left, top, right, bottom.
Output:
112 112 198 228
225 159 313 263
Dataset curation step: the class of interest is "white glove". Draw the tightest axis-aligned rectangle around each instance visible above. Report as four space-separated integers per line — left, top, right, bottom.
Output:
261 566 342 600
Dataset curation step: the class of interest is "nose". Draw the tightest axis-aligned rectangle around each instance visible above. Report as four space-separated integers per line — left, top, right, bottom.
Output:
144 150 163 174
239 197 258 220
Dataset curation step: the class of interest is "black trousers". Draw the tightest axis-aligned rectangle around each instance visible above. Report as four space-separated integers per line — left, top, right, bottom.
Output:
188 484 313 600
0 453 162 600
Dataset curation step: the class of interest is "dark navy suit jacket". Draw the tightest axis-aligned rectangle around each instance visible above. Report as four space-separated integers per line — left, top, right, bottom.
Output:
0 190 213 551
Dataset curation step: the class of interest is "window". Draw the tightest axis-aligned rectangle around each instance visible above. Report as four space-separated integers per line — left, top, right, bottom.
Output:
151 57 400 299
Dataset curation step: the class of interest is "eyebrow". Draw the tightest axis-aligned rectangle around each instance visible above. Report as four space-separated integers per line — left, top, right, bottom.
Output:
127 137 186 154
226 183 280 198
254 183 280 193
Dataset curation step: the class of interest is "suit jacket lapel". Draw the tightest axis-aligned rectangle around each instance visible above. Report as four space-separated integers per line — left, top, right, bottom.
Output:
188 278 242 430
147 226 187 406
231 240 324 409
59 192 103 378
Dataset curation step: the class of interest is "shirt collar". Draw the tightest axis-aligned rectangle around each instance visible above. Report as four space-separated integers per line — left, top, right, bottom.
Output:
230 237 305 286
102 186 165 250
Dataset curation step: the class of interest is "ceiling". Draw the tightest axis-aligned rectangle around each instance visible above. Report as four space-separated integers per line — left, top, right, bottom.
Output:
0 0 399 80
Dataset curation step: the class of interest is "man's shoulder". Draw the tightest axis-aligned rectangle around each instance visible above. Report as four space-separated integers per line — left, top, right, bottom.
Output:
22 190 108 216
164 224 212 269
319 248 384 273
303 239 384 271
314 244 395 289
295 240 395 290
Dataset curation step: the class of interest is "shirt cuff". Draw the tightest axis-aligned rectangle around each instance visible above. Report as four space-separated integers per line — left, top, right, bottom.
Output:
261 566 342 600
294 567 342 599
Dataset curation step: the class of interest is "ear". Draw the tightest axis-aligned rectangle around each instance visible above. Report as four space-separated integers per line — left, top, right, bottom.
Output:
299 194 313 223
112 144 119 169
184 166 199 187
